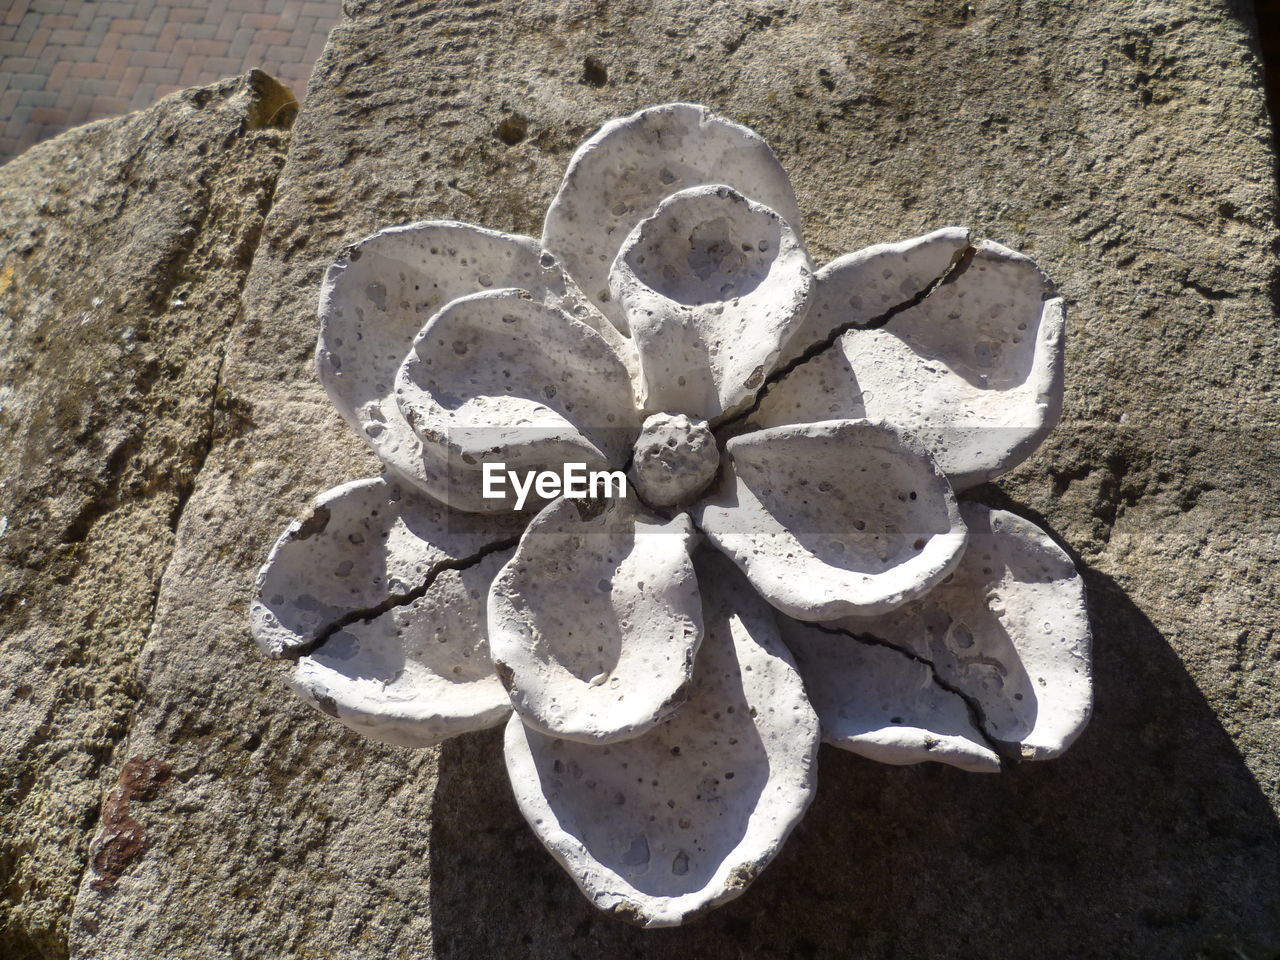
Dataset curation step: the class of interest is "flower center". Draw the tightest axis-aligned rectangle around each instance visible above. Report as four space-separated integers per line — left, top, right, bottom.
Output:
629 413 720 509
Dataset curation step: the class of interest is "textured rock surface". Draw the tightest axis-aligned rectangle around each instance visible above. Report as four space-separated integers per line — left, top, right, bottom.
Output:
1 0 1277 957
0 71 293 960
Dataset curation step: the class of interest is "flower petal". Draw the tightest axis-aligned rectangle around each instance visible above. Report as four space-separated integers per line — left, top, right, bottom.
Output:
751 230 1065 490
291 548 513 748
833 503 1092 760
542 102 803 336
776 617 1000 773
610 185 812 420
697 419 968 620
394 289 640 511
488 496 702 743
766 226 972 371
503 551 819 927
250 476 524 658
316 221 569 509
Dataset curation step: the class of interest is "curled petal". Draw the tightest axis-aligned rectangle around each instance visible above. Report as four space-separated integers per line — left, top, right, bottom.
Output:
488 496 702 743
395 290 640 511
316 221 570 509
835 503 1092 760
542 102 803 336
250 476 524 658
611 185 812 420
752 230 1065 490
291 548 513 748
776 618 1000 773
504 552 819 927
697 419 967 620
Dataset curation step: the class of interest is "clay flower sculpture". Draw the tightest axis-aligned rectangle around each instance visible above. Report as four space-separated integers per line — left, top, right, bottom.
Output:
251 104 1092 926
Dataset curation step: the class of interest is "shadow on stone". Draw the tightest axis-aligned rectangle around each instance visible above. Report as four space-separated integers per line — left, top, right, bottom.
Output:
428 525 1280 959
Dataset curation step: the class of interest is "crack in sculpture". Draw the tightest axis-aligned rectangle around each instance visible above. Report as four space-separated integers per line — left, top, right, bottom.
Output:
293 534 523 659
712 240 977 437
252 102 1091 926
805 621 1009 761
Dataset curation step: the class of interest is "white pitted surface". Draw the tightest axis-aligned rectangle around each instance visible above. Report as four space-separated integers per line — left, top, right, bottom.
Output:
251 475 523 658
629 413 720 509
317 222 569 509
698 419 968 620
825 503 1093 761
487 496 703 744
752 232 1065 490
611 185 812 420
504 553 818 927
292 549 514 748
777 616 1002 773
394 288 640 511
543 102 803 337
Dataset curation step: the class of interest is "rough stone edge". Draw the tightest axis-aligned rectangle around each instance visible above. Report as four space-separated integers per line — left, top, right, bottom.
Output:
0 72 299 960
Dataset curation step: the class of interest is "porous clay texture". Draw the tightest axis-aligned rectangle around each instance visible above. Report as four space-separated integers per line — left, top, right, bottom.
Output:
488 496 703 744
504 554 818 927
629 413 719 508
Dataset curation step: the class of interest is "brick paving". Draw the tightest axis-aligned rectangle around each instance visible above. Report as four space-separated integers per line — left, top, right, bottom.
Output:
0 0 340 162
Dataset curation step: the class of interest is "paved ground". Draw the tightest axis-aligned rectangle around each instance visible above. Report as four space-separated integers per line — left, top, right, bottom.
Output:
0 0 339 163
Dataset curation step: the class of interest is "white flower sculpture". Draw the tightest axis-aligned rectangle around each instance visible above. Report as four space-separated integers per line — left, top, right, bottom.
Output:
251 104 1092 927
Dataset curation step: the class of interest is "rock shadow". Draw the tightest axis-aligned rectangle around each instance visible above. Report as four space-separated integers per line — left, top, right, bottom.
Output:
428 510 1280 960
